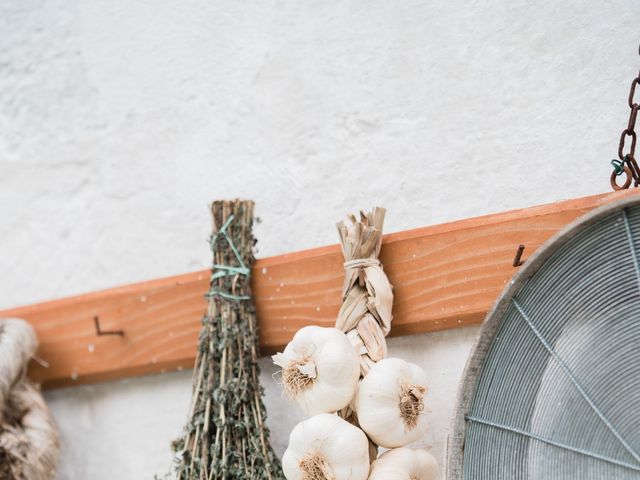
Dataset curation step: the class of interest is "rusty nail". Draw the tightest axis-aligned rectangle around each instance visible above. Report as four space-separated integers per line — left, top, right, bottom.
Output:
513 244 526 267
94 315 124 337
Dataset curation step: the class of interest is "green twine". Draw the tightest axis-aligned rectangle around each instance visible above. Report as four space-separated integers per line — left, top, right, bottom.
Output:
206 214 251 301
611 159 626 176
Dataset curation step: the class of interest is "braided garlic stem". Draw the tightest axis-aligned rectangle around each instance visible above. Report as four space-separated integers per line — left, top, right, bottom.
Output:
335 207 393 376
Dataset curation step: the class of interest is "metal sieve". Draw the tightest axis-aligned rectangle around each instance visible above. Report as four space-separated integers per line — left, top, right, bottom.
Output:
447 195 640 479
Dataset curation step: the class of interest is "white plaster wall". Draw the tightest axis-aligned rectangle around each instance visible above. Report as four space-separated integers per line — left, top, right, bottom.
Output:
1 1 639 478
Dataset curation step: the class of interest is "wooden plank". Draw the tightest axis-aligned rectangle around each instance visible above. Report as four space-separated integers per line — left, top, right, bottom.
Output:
1 191 636 389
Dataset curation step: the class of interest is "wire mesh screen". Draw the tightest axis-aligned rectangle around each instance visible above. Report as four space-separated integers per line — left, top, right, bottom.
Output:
448 198 640 479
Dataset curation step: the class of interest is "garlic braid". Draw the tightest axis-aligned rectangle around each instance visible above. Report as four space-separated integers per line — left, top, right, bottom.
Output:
335 208 393 462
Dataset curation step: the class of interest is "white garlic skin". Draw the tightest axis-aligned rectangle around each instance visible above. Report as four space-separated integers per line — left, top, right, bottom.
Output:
282 413 370 480
368 448 439 480
274 326 360 415
354 357 429 448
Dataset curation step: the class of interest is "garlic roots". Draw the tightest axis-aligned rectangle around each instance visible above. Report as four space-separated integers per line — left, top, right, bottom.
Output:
368 448 439 480
282 413 370 480
354 358 429 448
273 326 360 415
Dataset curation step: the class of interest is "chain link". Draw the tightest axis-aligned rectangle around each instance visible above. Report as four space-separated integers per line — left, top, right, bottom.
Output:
610 45 640 191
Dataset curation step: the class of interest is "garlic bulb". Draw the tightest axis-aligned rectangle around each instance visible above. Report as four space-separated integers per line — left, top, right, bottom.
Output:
368 448 438 480
273 326 360 415
354 358 429 447
282 413 370 480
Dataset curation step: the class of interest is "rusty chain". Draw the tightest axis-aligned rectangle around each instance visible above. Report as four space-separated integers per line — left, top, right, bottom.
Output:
610 44 640 190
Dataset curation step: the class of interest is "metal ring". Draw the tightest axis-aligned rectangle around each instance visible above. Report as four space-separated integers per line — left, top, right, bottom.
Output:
611 165 633 190
618 129 637 160
629 78 640 108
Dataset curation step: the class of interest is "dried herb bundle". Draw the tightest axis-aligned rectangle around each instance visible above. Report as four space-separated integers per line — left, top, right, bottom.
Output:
173 200 283 480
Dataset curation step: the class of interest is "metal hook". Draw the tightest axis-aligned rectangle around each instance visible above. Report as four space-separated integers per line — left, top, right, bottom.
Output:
513 244 526 267
94 316 124 336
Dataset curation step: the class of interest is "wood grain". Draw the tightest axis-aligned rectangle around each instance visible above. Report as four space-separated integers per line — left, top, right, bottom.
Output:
1 191 636 388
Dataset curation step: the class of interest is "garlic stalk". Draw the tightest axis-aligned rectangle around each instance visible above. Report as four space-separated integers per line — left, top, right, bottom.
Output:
273 326 360 415
368 448 439 480
282 413 370 480
335 207 393 376
354 358 429 448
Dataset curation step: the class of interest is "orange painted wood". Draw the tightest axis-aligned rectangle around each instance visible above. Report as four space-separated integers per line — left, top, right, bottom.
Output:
1 191 636 389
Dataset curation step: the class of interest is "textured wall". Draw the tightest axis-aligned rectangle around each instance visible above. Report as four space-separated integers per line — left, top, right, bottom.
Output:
1 0 639 478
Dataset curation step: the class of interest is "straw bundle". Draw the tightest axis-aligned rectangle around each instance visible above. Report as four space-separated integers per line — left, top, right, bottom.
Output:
0 318 59 480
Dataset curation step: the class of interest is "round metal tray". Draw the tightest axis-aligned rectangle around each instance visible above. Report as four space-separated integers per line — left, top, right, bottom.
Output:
447 195 640 479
